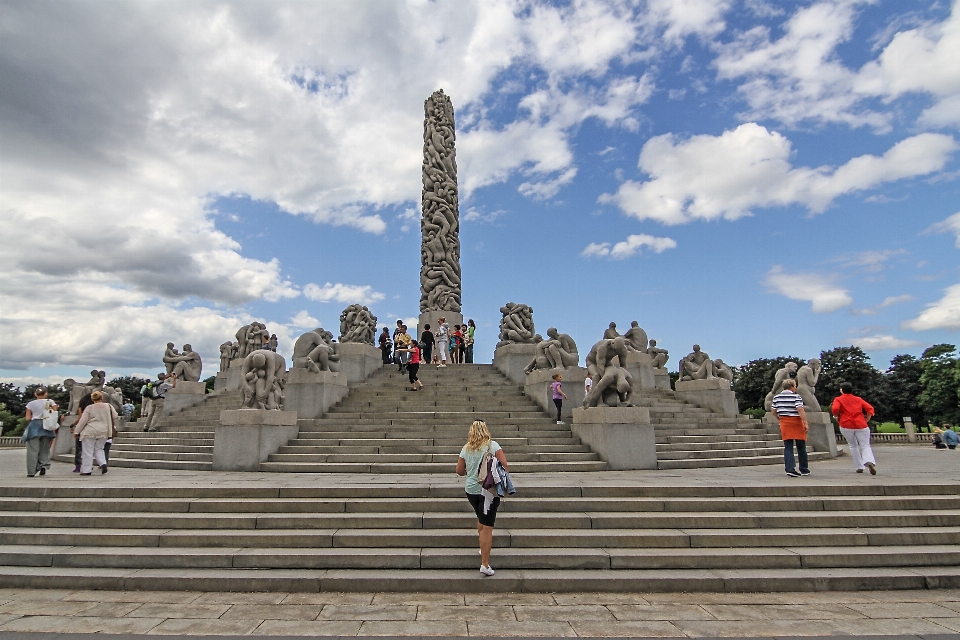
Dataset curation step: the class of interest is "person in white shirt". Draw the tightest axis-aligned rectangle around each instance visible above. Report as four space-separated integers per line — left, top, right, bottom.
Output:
23 387 58 477
584 376 593 397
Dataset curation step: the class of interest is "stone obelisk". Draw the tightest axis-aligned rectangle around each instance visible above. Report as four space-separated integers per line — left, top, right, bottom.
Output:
418 89 463 336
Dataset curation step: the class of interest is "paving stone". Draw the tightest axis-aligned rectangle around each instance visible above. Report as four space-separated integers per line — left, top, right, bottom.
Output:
514 604 616 621
0 614 164 634
930 617 960 633
63 589 202 603
147 617 262 635
354 619 465 635
220 604 322 620
281 592 375 605
464 593 557 605
193 591 288 604
125 602 231 619
553 592 652 605
252 619 364 635
675 617 843 636
317 604 417 620
372 593 465 605
467 620 577 636
843 601 960 618
607 603 716 621
569 620 685 637
828 616 960 635
700 603 866 620
416 604 515 621
0 599 99 616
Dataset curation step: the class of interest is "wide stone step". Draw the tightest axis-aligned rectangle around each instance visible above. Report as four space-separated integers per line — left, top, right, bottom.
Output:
106 450 213 462
657 446 786 460
659 452 833 469
263 452 602 464
258 460 609 473
97 458 212 471
276 444 591 454
657 439 780 452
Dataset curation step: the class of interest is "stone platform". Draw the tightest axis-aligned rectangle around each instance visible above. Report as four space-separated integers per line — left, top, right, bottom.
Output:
2 446 958 596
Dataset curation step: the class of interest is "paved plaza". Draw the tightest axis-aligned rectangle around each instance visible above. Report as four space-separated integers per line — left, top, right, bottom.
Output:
0 445 958 636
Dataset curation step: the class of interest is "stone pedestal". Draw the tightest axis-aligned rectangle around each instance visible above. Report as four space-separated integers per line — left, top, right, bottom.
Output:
337 343 382 384
571 406 656 470
284 369 348 419
764 411 839 458
53 424 75 455
493 343 538 385
524 367 587 421
214 409 299 471
674 378 738 418
161 381 207 416
417 311 463 339
214 359 243 392
652 368 671 390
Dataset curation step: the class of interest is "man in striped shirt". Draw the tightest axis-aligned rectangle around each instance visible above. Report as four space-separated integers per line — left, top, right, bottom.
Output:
772 378 810 477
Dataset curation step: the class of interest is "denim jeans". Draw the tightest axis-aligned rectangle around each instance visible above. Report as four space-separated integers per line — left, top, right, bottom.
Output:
783 439 809 473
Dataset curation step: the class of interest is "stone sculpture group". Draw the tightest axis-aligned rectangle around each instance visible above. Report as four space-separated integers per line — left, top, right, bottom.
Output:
524 328 579 373
338 304 378 345
239 350 286 410
292 328 340 373
583 336 635 408
764 358 822 411
162 343 203 382
419 89 462 315
497 302 537 347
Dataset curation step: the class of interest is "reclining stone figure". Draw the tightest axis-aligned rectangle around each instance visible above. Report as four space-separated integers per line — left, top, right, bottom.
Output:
292 328 341 373
524 328 579 373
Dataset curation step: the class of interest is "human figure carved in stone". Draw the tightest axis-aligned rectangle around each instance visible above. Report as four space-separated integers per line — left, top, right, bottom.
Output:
63 378 94 415
101 386 124 415
162 343 180 375
583 337 633 408
714 359 734 382
419 89 462 314
268 334 278 352
497 302 536 347
796 358 822 412
239 350 286 410
85 370 104 387
646 340 669 369
524 328 579 373
292 328 341 373
169 344 202 382
603 322 619 340
764 361 799 411
219 342 237 372
623 321 648 353
680 345 715 381
339 304 378 345
235 323 269 360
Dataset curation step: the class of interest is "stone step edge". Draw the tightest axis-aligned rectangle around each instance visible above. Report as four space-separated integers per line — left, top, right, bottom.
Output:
0 566 955 593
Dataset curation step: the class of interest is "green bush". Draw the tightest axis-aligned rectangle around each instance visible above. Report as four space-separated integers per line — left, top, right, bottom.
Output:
744 408 766 420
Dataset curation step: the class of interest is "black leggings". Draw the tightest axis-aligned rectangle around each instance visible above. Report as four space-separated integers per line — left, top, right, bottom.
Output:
554 398 562 421
407 363 420 384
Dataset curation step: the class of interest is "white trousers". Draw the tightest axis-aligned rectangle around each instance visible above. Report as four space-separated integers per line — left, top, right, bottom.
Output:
81 437 108 473
437 340 449 363
841 427 876 470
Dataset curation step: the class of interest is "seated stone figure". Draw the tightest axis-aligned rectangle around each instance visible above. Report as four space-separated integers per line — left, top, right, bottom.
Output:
240 350 286 410
339 304 378 345
796 358 822 411
713 358 734 382
583 337 634 407
85 370 104 388
292 328 341 373
603 322 619 340
497 302 536 347
524 328 579 373
169 344 202 382
162 343 180 375
622 321 648 353
679 345 715 381
764 361 798 411
646 339 669 369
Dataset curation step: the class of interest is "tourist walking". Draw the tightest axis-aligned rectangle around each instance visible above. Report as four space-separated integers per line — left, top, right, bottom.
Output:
74 390 118 475
404 341 424 391
73 390 94 472
450 325 462 364
395 325 412 372
436 317 449 367
143 372 176 432
551 372 568 424
831 382 877 475
772 379 810 477
378 328 392 364
465 319 476 363
457 420 509 576
420 324 435 366
22 387 58 477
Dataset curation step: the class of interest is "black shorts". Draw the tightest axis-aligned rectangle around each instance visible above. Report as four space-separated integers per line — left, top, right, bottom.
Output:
407 363 420 383
466 492 500 527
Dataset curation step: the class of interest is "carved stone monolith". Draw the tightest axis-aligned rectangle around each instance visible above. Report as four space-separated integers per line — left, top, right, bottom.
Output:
418 89 463 334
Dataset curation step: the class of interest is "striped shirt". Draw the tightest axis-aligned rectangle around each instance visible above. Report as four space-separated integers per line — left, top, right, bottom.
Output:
772 390 804 417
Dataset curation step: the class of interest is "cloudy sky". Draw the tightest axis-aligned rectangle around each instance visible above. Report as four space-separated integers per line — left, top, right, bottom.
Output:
1 0 959 386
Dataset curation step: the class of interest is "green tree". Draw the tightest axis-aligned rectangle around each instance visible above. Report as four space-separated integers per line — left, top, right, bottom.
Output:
203 376 216 394
732 356 805 412
0 403 23 436
0 383 24 417
105 376 152 403
919 344 959 426
815 346 885 413
883 354 926 428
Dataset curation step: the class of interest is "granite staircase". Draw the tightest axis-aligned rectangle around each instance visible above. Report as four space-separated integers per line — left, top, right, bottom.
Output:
261 365 606 473
0 483 958 593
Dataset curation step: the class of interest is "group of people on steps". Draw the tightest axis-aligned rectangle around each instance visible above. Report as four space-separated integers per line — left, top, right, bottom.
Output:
378 317 476 391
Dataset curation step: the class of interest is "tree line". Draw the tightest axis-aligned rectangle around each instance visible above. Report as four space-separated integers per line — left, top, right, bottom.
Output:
732 344 960 428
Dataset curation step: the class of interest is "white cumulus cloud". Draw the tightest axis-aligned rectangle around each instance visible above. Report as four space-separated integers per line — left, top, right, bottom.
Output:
600 123 956 225
851 335 922 351
929 212 960 247
581 234 677 259
303 283 385 306
764 266 853 313
902 284 960 331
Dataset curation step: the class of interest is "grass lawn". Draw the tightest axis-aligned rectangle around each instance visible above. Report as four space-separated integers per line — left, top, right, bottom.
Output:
877 422 906 433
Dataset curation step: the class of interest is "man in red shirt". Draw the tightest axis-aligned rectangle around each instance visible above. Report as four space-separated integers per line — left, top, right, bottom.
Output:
831 382 877 475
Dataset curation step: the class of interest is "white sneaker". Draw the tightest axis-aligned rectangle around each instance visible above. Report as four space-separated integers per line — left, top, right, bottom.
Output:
479 565 495 576
557 420 565 425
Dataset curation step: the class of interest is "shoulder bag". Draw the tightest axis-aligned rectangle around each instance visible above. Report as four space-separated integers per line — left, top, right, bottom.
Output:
41 401 59 432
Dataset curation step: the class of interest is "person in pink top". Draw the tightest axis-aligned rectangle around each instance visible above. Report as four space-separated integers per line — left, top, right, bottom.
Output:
831 382 877 475
551 372 568 425
403 341 424 392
